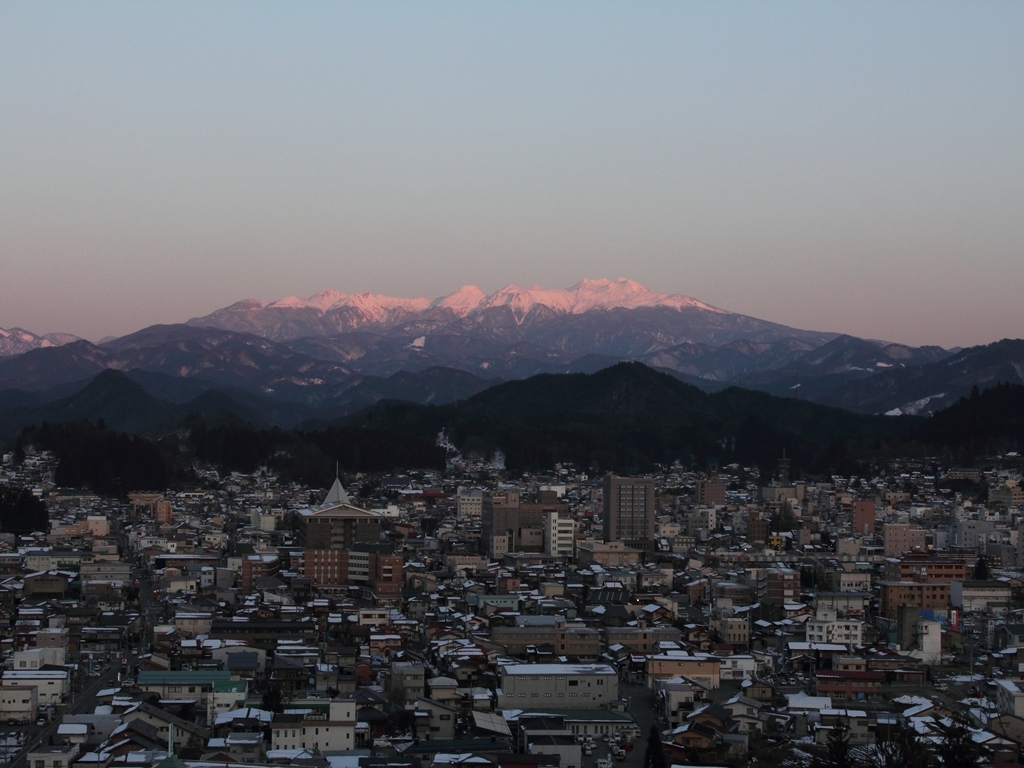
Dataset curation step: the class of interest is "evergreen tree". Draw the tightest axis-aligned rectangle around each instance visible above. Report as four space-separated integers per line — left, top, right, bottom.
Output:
0 485 48 533
811 723 853 768
974 555 991 581
260 685 284 714
643 724 666 768
933 711 987 768
867 723 934 768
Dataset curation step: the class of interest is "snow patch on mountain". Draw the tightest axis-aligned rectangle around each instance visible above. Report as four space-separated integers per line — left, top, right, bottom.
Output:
885 393 948 416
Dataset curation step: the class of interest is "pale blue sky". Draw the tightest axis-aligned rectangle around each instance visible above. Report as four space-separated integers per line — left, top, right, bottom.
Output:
1 2 1021 346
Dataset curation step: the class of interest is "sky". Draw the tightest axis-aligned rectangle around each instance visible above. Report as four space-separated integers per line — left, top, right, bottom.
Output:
1 2 1022 347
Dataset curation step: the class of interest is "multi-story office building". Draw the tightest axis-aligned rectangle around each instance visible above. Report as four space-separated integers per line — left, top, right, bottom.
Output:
303 546 402 600
602 476 656 542
297 479 401 600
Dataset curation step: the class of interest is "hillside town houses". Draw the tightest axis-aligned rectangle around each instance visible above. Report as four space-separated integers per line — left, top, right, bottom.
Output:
1 446 1024 767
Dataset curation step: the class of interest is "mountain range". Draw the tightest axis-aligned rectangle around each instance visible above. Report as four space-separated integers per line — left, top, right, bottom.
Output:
19 363 1023 489
0 327 80 357
1 278 1021 420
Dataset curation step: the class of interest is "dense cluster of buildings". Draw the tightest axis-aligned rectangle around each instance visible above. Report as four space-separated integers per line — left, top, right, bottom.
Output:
2 446 1024 766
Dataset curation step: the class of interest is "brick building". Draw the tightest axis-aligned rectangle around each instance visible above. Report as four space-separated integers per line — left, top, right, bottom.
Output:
878 581 951 618
304 548 402 600
814 669 885 700
852 501 875 535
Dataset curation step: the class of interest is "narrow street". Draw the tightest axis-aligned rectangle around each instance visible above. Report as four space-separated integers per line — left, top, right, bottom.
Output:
5 656 126 768
574 682 656 768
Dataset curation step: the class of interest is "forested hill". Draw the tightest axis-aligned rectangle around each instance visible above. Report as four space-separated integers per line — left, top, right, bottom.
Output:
12 363 1024 495
348 362 920 475
915 382 1024 455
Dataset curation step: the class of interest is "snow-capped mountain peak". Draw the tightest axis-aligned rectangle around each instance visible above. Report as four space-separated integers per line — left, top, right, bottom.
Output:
431 285 487 316
333 292 431 322
478 284 576 316
269 290 349 312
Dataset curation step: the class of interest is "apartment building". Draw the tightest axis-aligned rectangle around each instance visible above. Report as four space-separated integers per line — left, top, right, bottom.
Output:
805 611 864 646
241 554 279 593
270 699 357 751
717 617 751 650
545 509 575 559
852 501 876 535
757 568 799 606
457 489 485 520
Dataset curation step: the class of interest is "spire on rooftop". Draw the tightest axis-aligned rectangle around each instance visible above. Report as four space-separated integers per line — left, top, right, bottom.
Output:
322 474 350 507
